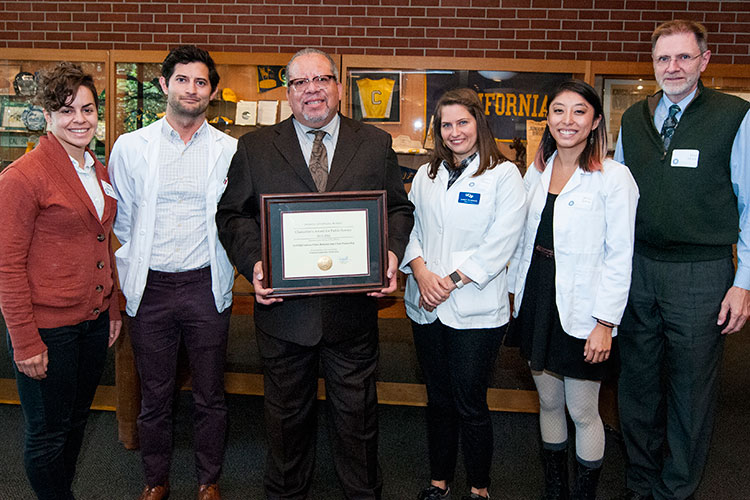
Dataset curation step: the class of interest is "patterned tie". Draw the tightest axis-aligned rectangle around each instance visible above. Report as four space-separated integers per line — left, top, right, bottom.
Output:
308 130 328 192
660 104 680 150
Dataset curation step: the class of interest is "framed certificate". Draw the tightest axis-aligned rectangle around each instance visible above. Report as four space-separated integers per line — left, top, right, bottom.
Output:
260 191 388 297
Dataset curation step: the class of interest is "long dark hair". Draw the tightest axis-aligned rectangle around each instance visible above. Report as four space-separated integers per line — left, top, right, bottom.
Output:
428 87 508 179
533 80 607 172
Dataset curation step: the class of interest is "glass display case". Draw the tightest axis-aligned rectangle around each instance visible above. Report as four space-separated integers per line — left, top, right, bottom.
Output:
343 55 590 178
593 61 750 150
108 50 313 146
0 50 107 170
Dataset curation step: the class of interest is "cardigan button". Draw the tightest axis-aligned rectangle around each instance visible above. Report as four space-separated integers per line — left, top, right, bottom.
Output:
97 233 105 242
97 261 105 269
95 285 103 292
93 308 100 315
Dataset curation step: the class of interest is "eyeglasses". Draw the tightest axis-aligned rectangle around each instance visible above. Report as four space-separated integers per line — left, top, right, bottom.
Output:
652 53 704 67
287 74 336 91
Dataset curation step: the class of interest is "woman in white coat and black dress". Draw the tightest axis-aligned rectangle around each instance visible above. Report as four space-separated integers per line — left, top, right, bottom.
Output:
401 88 526 500
508 80 639 500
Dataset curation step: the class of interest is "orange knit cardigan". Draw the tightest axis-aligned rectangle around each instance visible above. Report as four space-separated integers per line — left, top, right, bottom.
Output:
0 133 121 361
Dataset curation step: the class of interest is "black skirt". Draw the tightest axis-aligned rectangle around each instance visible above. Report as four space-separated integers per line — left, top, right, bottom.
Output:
515 193 614 381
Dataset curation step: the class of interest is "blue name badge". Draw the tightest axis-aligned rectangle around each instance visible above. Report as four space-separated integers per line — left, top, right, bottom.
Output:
458 192 480 205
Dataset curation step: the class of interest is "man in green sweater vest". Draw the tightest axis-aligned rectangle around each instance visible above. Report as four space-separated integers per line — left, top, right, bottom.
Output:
613 20 750 500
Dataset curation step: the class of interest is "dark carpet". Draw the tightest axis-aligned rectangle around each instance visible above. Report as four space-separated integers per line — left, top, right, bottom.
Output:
1 316 748 499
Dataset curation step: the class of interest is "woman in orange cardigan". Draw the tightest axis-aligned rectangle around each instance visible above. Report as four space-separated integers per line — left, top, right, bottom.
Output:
0 62 121 500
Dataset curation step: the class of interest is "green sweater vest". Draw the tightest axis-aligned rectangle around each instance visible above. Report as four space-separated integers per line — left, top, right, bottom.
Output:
621 81 750 262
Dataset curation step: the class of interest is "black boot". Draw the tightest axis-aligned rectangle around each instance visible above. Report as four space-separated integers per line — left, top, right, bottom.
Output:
570 461 601 500
541 447 569 500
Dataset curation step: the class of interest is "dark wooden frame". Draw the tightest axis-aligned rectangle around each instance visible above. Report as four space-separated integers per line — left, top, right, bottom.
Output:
260 190 388 297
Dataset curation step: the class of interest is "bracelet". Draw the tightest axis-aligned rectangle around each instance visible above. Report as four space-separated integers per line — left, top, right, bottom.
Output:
596 318 615 328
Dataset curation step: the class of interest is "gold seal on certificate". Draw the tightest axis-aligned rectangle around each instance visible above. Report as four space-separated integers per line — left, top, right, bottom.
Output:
317 256 333 271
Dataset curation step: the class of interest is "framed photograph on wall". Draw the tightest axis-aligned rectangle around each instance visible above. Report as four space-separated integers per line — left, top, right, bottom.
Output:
602 78 658 146
349 71 401 123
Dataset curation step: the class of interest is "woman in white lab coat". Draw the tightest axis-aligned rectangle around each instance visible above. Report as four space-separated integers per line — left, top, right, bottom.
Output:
508 80 638 500
401 88 526 500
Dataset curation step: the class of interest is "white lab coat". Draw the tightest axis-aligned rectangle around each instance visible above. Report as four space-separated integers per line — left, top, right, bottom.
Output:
109 118 237 316
400 156 527 329
508 153 639 338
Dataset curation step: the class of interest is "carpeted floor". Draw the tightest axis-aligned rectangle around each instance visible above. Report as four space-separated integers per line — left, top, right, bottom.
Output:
1 316 748 499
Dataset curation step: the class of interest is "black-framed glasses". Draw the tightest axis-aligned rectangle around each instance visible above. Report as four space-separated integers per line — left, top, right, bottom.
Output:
287 74 336 91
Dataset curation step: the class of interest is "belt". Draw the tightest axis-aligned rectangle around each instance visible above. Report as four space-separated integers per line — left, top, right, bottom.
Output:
534 245 554 259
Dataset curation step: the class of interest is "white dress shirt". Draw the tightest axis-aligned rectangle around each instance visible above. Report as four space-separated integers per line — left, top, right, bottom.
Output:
292 114 341 169
71 151 104 219
149 120 211 272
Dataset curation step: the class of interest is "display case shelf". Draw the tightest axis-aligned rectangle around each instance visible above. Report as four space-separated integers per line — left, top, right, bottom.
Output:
0 49 108 170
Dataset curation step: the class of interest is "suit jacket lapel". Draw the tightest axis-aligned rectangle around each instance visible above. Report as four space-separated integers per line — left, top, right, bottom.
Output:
274 118 317 192
327 116 361 191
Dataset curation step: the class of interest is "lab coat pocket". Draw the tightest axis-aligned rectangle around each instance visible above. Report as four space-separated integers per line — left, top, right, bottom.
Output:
571 266 600 334
452 283 496 319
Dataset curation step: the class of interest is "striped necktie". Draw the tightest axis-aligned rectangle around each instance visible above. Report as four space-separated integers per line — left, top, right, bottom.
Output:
307 130 328 192
660 104 680 150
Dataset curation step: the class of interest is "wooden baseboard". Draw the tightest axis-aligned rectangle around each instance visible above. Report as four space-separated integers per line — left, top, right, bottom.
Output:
0 378 117 411
0 374 540 414
222 372 540 413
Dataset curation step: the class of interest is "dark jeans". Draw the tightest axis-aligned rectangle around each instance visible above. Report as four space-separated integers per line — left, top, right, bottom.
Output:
256 323 381 500
129 267 231 487
8 312 110 500
412 319 506 490
618 254 732 500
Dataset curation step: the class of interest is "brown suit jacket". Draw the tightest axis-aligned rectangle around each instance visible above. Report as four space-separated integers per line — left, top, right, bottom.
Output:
216 115 414 345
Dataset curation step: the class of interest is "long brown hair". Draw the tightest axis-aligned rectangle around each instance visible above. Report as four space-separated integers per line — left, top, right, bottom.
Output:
533 80 607 172
428 87 507 179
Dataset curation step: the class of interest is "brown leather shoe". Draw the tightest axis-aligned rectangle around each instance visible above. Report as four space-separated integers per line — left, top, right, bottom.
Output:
137 483 169 500
198 483 221 500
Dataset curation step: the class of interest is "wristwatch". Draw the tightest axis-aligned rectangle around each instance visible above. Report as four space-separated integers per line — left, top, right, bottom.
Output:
450 271 464 289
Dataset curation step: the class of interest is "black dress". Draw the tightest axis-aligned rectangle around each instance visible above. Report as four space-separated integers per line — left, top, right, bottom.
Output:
516 192 613 381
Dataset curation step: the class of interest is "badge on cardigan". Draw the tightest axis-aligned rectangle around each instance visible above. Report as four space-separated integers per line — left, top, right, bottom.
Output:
101 180 116 199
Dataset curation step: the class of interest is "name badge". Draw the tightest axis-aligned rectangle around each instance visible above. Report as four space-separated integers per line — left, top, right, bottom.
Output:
566 192 594 210
458 192 480 205
670 149 699 168
101 180 117 199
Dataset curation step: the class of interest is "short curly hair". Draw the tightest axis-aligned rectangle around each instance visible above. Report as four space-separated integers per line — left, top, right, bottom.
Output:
35 62 99 112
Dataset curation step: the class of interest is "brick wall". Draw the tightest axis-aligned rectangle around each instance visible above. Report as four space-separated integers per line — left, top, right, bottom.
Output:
1 0 748 64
